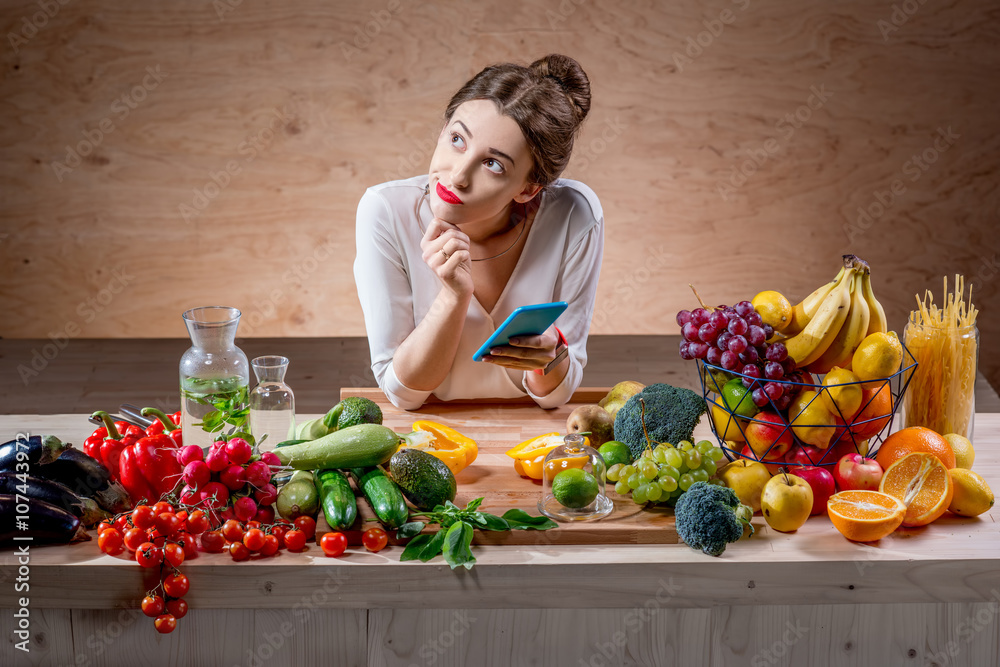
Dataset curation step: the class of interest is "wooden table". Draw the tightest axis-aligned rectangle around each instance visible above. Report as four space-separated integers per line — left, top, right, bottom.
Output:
2 403 999 667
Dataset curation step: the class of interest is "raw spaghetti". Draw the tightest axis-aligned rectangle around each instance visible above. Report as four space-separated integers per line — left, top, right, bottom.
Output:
903 275 979 438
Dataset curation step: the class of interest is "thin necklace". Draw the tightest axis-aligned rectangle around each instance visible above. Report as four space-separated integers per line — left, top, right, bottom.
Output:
420 184 529 262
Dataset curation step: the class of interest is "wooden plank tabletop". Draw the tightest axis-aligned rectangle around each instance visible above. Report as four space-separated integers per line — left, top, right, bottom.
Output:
1 409 998 611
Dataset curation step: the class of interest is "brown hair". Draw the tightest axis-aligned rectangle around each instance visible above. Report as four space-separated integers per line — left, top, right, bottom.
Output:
443 54 591 189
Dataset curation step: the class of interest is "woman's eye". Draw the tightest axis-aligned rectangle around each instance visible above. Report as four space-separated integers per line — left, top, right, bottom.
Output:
484 159 504 174
450 133 465 149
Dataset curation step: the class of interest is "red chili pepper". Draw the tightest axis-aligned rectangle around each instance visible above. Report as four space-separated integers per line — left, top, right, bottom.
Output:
89 412 143 481
118 429 183 505
141 408 183 448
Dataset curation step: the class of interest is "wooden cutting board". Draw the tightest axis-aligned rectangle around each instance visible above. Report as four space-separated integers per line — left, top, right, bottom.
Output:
324 387 679 545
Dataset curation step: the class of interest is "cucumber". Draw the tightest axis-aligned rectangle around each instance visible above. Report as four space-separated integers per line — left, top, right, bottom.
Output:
315 469 357 530
273 424 401 471
350 467 409 529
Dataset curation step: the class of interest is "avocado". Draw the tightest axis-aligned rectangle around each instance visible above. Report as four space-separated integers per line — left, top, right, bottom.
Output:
330 396 384 430
388 449 457 511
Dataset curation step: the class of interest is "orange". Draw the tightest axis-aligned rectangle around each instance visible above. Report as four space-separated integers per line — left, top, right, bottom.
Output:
879 452 954 527
875 426 955 471
827 490 906 542
849 384 893 440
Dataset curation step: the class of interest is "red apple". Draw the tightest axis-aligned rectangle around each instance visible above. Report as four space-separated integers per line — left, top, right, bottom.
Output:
833 453 883 491
786 444 832 467
793 466 836 515
740 444 784 475
745 411 794 461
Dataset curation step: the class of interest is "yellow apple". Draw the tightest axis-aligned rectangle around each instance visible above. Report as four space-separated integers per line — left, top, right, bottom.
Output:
718 459 772 514
761 473 814 532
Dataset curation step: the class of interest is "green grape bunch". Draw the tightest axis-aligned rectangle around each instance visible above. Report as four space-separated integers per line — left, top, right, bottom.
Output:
607 440 727 506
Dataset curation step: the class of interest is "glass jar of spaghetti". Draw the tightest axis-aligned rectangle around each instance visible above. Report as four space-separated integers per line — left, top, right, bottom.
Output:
902 276 979 441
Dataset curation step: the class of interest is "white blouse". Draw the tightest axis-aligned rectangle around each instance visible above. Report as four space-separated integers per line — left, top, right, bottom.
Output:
353 174 604 411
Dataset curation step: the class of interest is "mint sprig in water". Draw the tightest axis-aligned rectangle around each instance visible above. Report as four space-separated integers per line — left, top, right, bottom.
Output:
183 384 253 444
397 498 557 570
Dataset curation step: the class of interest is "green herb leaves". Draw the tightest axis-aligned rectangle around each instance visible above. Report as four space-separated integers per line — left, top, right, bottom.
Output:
396 497 557 569
184 384 252 443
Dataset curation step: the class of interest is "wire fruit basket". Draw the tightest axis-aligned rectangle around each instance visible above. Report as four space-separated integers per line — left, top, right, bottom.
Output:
696 343 918 467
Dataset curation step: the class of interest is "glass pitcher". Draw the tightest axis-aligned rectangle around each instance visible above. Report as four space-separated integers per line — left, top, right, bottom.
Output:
249 355 296 451
179 306 250 450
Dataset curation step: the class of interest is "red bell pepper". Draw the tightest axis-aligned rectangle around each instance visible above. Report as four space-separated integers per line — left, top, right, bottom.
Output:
140 408 183 447
119 427 183 505
87 411 144 481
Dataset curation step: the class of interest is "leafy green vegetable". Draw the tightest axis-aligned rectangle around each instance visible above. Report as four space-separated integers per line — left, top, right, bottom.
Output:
184 384 253 443
394 497 557 569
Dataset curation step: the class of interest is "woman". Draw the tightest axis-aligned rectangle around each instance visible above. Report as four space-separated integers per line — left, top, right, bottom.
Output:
354 54 604 410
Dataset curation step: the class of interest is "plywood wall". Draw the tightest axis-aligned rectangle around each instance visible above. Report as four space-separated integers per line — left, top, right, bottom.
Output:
1 0 997 386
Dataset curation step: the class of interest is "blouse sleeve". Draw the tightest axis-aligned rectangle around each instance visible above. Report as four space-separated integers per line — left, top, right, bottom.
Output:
353 188 433 410
521 213 605 409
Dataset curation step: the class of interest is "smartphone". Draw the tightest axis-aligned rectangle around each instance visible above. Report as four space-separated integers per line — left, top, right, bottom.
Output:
472 302 569 362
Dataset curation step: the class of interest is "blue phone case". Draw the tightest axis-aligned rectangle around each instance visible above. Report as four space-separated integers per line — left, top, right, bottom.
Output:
472 302 569 362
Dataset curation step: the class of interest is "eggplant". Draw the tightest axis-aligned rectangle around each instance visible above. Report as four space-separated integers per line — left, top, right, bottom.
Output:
0 494 90 545
28 448 132 514
0 435 68 470
0 473 108 528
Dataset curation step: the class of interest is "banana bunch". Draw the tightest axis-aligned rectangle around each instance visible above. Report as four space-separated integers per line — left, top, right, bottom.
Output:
777 255 888 373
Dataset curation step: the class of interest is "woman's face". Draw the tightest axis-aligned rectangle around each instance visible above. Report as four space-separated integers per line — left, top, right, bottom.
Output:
428 99 539 225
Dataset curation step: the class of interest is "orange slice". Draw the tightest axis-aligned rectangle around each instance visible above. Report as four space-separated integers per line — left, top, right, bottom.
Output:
878 452 954 527
827 490 906 542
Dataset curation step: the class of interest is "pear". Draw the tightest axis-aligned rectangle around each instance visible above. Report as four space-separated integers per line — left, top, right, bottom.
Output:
566 405 615 447
598 381 645 420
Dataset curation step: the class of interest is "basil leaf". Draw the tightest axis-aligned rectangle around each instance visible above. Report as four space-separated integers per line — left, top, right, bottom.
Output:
465 497 484 512
502 509 558 530
396 521 426 541
442 521 476 570
466 512 488 528
480 513 510 532
399 534 432 561
418 529 448 562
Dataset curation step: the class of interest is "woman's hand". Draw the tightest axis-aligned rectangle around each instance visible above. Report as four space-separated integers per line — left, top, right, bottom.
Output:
482 326 561 371
420 217 473 300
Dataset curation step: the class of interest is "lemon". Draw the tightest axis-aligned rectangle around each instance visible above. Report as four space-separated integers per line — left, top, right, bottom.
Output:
852 331 903 388
821 366 863 420
947 468 994 517
552 468 600 509
710 398 747 442
943 433 975 469
752 290 794 332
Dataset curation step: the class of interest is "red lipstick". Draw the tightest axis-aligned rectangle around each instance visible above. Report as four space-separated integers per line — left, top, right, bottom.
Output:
436 182 463 205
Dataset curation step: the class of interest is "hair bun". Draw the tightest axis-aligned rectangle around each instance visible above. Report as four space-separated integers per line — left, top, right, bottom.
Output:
530 54 591 125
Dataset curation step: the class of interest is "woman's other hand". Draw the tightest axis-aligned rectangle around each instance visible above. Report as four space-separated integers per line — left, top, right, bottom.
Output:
482 326 561 372
421 217 473 300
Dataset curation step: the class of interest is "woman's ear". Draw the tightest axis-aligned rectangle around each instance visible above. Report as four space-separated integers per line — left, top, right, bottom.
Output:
515 183 543 203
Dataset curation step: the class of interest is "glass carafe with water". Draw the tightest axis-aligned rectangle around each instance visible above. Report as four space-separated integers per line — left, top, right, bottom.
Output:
249 356 296 451
179 306 250 450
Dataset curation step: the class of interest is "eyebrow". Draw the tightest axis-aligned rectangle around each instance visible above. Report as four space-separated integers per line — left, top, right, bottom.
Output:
453 120 516 167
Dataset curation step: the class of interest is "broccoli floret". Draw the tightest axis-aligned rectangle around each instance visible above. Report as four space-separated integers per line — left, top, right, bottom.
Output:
612 382 707 459
674 482 754 556
325 396 383 430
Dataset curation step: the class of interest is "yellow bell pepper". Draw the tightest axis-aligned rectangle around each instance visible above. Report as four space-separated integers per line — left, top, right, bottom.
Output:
506 432 590 480
397 421 478 475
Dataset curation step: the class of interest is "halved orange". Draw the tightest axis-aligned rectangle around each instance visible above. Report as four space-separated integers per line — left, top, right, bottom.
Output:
827 490 906 542
878 452 954 527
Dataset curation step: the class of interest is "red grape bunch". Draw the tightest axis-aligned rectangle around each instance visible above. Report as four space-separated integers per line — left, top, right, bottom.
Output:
677 300 801 411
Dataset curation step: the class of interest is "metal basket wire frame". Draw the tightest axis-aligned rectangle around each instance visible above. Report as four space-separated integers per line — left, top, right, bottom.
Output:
696 341 918 467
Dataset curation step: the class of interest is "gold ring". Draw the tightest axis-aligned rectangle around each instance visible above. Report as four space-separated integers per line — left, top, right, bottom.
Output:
441 250 450 260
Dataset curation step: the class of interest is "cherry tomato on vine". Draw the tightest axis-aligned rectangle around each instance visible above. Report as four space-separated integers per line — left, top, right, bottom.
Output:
200 530 226 553
135 543 162 568
132 505 155 531
229 541 250 561
163 542 185 568
154 614 177 634
320 532 347 557
259 534 280 557
362 527 388 553
155 512 182 538
270 524 289 544
141 594 164 618
152 501 174 515
166 598 188 619
163 573 190 598
98 528 124 556
293 516 316 540
243 528 265 552
124 527 147 552
186 510 209 535
246 520 263 530
283 529 306 552
221 519 245 543
178 532 198 560
97 521 114 535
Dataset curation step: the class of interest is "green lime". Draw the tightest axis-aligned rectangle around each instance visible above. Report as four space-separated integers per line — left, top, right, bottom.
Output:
722 378 760 419
598 441 633 468
552 468 600 509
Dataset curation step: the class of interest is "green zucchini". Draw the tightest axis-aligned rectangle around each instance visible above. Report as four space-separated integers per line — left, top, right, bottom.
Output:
273 424 401 471
315 469 357 530
350 467 409 529
275 439 309 448
276 472 319 521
